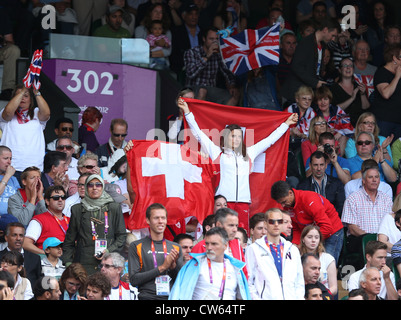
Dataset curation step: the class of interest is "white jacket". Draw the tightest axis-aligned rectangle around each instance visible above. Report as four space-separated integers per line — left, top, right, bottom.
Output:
185 112 289 203
245 236 305 300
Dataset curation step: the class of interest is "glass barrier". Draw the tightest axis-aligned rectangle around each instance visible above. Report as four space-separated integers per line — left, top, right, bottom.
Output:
49 33 150 66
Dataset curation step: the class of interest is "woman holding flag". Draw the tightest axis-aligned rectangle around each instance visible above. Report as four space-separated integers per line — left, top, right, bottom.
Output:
177 98 298 232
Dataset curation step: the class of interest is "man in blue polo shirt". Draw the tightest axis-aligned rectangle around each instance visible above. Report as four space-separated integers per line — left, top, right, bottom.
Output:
0 146 20 215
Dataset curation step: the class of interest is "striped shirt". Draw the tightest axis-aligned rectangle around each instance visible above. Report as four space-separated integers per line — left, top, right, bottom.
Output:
341 187 393 234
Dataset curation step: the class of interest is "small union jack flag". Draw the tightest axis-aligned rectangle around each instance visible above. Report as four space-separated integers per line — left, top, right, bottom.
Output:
23 49 43 90
219 23 280 76
353 73 374 98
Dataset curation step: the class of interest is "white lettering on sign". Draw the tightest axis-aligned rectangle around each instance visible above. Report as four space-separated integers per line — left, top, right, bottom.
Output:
66 69 114 95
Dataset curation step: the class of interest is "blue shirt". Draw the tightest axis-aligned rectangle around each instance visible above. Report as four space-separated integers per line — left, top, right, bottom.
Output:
0 175 20 215
305 155 350 179
347 155 390 181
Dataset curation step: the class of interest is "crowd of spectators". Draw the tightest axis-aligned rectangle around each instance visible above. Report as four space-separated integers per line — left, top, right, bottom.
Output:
1 0 401 302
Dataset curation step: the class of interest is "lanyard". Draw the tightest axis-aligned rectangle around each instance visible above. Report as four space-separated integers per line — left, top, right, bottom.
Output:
49 211 69 235
91 211 109 240
150 239 167 269
106 281 123 300
207 258 227 300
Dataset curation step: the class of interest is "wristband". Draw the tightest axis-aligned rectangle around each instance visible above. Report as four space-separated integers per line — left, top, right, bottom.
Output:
380 160 385 164
0 180 6 186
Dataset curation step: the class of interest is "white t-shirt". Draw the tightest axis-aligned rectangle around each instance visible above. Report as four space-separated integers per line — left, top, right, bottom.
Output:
105 281 138 300
319 252 335 290
192 258 238 300
378 214 401 257
0 108 47 171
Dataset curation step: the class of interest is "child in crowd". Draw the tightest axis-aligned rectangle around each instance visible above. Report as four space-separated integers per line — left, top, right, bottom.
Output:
146 20 171 70
41 237 65 280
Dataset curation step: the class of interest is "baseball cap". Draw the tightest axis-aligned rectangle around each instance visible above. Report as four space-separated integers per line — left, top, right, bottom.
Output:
105 183 127 203
43 237 63 251
107 5 125 15
0 214 18 233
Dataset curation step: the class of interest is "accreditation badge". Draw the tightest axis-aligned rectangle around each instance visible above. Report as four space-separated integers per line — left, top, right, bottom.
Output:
95 239 107 256
155 275 171 296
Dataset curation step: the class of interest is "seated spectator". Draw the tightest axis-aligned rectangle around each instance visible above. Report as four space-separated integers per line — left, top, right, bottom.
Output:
326 28 353 69
94 0 135 36
78 107 103 153
0 85 50 179
8 166 47 227
314 85 354 156
95 118 128 168
193 213 215 245
77 153 102 177
301 253 333 300
41 151 69 193
299 225 337 296
301 115 329 167
342 165 393 269
30 275 61 300
297 18 316 39
183 26 239 106
146 20 171 69
358 267 385 300
305 283 323 300
46 117 83 158
347 131 397 182
297 151 345 216
378 205 401 266
348 240 397 300
256 0 293 31
347 288 369 300
41 237 65 280
1 221 42 285
304 132 351 185
317 43 339 86
330 58 371 128
93 5 131 38
344 159 393 199
0 146 20 215
213 0 247 36
1 250 33 300
55 136 80 194
392 137 401 173
173 233 194 264
59 262 88 300
345 112 393 164
63 173 90 218
296 0 336 25
0 270 15 300
23 186 69 255
285 85 316 149
85 272 111 300
391 212 401 277
371 24 400 68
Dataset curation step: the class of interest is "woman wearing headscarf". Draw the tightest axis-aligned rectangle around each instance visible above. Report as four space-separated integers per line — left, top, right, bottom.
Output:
62 174 127 275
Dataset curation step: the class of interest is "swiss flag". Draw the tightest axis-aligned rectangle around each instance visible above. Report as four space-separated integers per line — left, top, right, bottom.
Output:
126 140 216 230
182 98 290 216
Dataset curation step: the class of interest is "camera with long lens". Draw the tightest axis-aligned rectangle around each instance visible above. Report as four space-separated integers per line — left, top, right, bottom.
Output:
323 143 334 155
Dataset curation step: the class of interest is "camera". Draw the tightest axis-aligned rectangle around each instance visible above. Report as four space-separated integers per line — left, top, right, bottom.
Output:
323 143 334 155
95 252 103 258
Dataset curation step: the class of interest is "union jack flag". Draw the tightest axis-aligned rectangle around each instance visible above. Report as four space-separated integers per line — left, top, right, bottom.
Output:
353 73 374 98
219 23 280 76
23 49 43 90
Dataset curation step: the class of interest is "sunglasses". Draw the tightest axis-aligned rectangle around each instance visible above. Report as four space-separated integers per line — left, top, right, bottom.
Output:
83 165 96 169
268 219 284 225
112 133 127 138
314 121 327 126
87 182 103 188
362 121 375 126
50 195 67 201
61 127 74 132
356 140 372 146
56 145 74 151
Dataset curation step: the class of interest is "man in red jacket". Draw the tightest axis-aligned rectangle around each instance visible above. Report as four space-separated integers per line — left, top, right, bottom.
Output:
271 180 343 265
191 207 248 278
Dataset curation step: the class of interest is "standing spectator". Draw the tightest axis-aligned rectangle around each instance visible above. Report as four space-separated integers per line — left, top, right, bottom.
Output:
299 225 337 296
23 186 69 255
342 165 393 269
281 18 340 105
0 85 50 177
296 0 337 25
245 208 304 300
59 262 88 300
0 146 20 215
78 107 103 153
1 250 33 300
72 0 108 36
1 222 42 286
169 227 250 300
348 241 397 300
297 151 345 217
370 44 401 141
100 252 137 300
277 32 297 91
301 253 333 300
8 166 47 227
128 203 183 300
62 174 127 275
247 212 267 245
271 180 344 264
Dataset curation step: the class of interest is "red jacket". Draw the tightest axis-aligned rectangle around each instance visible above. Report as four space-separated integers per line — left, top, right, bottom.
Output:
192 237 248 278
32 211 69 249
284 189 343 245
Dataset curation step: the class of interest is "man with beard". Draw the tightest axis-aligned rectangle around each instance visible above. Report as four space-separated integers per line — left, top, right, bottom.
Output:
169 227 250 300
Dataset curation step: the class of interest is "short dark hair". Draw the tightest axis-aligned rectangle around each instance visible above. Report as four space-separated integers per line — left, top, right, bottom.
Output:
365 240 387 257
249 212 266 230
310 150 328 162
361 159 379 173
54 117 73 129
236 227 248 243
301 252 320 267
318 131 335 144
270 180 291 201
315 17 341 32
44 185 66 200
145 203 167 220
173 233 194 243
202 214 216 236
214 207 238 225
348 288 368 300
43 151 67 174
205 227 229 244
86 272 111 298
383 44 401 63
5 222 25 236
304 283 322 299
32 276 58 298
0 270 15 289
202 26 219 39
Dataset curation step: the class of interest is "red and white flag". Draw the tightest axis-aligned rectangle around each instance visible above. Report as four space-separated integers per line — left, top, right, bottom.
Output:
23 49 43 90
126 140 217 230
182 98 290 216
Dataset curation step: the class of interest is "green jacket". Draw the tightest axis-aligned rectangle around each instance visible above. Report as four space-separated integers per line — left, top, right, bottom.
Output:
62 202 127 275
